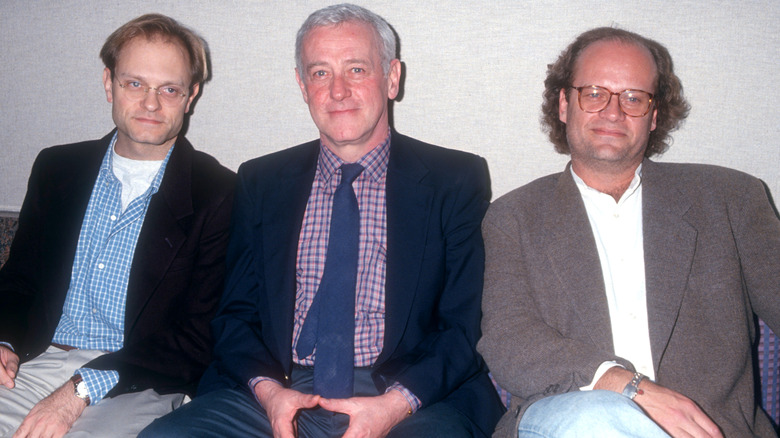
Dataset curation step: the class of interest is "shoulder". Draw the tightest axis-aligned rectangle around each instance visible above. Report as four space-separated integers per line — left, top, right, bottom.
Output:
645 161 766 200
174 137 236 198
34 135 111 166
392 132 486 172
237 140 319 180
487 171 565 221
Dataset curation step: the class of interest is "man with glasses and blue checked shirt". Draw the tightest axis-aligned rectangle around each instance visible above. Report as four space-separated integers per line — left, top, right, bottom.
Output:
478 27 780 438
0 13 234 437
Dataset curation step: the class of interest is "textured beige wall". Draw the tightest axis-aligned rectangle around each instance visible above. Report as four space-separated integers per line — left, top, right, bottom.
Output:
1 1 778 210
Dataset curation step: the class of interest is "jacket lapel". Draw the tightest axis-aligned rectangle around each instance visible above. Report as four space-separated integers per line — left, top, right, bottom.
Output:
381 135 433 361
263 142 319 362
124 137 194 333
640 160 696 371
546 166 615 353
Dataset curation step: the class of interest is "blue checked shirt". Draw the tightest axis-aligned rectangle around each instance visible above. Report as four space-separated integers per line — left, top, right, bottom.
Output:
251 132 421 411
51 134 172 405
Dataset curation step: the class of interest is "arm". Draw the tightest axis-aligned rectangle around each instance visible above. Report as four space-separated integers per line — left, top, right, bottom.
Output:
478 199 630 401
207 163 289 389
375 156 493 406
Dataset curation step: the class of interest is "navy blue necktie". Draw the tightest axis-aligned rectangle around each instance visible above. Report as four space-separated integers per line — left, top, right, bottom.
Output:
296 162 364 398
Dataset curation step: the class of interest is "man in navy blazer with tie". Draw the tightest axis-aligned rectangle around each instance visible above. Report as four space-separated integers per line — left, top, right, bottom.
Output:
141 4 504 438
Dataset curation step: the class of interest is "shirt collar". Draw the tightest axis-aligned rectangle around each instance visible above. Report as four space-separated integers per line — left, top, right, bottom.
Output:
317 129 391 185
571 163 643 205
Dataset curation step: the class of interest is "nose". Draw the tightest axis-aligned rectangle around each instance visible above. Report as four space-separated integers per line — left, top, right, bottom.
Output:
142 88 162 111
600 93 625 121
329 74 351 101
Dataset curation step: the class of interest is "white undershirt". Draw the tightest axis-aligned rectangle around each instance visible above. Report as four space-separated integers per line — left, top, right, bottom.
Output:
111 147 164 212
572 164 656 389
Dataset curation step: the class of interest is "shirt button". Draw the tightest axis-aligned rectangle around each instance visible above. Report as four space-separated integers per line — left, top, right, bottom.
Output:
92 308 98 313
98 263 105 269
110 215 117 221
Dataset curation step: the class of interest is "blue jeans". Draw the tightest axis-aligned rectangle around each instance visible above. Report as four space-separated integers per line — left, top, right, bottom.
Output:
140 368 472 438
517 391 670 437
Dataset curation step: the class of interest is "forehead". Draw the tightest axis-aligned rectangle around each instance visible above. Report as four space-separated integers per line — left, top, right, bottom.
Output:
573 40 657 90
115 37 190 79
301 21 380 64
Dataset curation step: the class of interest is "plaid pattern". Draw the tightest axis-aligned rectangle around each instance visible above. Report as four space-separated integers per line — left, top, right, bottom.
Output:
51 135 172 404
293 138 389 367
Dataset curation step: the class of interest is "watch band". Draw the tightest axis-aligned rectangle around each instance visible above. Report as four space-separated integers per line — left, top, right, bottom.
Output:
70 374 91 406
621 372 647 400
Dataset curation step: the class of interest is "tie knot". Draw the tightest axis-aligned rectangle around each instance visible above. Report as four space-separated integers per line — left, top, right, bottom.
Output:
340 163 364 185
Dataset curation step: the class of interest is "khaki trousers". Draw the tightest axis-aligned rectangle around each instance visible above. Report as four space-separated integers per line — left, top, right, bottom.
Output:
0 346 187 437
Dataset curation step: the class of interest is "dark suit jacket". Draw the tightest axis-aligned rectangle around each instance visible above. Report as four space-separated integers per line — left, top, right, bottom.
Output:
0 131 235 398
199 131 505 437
479 159 780 437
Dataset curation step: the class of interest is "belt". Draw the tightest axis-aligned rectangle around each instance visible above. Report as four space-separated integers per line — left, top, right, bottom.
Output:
51 342 78 351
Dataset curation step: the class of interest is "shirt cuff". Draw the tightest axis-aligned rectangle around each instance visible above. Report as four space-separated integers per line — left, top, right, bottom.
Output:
76 368 119 405
386 382 421 414
579 361 623 391
249 376 283 406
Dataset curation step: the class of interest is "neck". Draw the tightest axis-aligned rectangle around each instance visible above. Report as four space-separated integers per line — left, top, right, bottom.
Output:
114 136 176 161
572 160 640 202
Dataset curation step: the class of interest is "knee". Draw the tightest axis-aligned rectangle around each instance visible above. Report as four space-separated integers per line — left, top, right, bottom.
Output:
519 391 656 437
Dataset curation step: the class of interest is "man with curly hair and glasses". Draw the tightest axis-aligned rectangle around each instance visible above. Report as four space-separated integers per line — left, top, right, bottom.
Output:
479 27 779 438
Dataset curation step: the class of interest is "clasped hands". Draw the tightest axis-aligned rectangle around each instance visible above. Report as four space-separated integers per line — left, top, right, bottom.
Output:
254 380 411 438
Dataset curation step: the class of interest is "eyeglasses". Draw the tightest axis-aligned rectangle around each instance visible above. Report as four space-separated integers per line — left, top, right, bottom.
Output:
571 85 654 117
116 79 188 105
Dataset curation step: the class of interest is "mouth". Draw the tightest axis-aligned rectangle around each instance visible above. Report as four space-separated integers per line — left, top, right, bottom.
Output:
591 127 625 137
133 117 164 125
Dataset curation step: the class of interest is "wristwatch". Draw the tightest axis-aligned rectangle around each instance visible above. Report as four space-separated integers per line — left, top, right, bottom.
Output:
70 374 91 406
621 372 647 400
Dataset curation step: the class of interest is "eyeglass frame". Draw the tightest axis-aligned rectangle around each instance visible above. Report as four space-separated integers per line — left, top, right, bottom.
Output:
570 85 655 117
115 79 189 104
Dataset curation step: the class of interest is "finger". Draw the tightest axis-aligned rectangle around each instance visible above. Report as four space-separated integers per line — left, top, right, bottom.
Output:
0 367 15 389
317 397 348 413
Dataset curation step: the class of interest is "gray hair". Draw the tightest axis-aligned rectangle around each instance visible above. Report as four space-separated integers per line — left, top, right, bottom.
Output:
295 3 397 78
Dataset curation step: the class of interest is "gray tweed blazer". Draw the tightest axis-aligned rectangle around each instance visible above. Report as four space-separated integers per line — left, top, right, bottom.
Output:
479 158 780 437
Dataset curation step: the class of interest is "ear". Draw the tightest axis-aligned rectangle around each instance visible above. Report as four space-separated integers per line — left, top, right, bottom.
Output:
558 88 569 124
103 68 114 103
386 59 401 100
295 68 309 104
650 106 657 131
185 82 200 113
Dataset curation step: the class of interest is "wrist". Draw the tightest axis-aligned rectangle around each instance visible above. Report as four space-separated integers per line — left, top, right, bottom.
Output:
621 372 647 400
70 374 91 406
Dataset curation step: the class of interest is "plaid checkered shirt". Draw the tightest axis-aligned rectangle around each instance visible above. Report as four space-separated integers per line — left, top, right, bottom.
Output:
51 134 172 404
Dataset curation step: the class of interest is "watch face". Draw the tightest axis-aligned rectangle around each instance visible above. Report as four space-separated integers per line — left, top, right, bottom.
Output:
75 381 89 398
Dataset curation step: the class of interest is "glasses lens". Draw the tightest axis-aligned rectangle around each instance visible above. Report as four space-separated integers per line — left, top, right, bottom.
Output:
578 86 610 112
619 90 652 117
120 81 185 104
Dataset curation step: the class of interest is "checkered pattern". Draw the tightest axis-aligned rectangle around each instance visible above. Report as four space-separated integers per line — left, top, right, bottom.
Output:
293 138 390 368
51 135 172 404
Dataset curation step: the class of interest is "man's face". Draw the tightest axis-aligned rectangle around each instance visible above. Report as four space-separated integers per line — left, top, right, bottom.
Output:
559 40 657 173
103 37 198 160
295 21 400 159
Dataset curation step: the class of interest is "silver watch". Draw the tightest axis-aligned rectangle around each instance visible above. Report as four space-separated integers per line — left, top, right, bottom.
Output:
70 374 91 406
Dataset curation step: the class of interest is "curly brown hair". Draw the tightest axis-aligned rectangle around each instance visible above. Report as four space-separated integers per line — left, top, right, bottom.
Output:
541 27 690 157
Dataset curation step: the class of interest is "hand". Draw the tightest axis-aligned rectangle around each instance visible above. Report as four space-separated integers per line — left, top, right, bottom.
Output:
318 390 411 438
13 380 87 438
0 345 20 389
253 380 320 438
596 367 723 438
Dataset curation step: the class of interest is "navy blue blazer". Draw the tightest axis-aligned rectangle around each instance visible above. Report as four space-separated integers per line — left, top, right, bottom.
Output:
0 131 235 398
199 131 505 437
